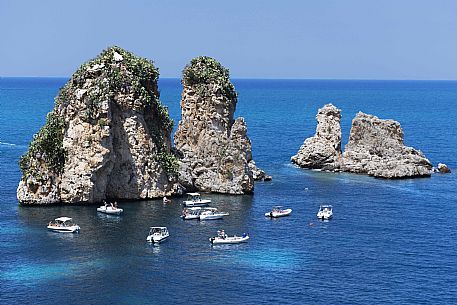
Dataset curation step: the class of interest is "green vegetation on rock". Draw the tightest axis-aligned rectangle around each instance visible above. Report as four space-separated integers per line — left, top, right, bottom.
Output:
19 112 66 177
182 56 237 101
19 46 177 180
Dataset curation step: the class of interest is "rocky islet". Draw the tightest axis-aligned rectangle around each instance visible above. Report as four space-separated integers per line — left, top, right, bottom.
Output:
174 56 267 194
17 47 180 204
292 105 434 178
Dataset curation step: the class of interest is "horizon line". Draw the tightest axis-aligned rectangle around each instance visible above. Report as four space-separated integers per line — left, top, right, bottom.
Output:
1 76 457 82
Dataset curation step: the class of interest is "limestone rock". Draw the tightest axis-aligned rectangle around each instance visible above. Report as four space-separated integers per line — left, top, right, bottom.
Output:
174 56 266 194
341 112 432 178
248 160 272 181
17 46 180 205
291 104 342 170
437 163 451 173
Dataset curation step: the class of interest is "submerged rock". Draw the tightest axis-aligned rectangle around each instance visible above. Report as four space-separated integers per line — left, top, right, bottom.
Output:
291 104 342 170
17 46 180 204
341 112 432 178
174 56 267 194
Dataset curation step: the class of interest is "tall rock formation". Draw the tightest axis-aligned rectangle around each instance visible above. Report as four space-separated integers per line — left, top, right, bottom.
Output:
341 112 432 178
291 104 342 170
174 56 262 194
17 46 180 204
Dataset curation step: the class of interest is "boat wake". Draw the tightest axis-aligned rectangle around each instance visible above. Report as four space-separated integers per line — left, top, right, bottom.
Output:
0 141 17 146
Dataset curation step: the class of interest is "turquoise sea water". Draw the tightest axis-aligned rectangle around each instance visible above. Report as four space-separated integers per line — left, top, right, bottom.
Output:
1 78 457 304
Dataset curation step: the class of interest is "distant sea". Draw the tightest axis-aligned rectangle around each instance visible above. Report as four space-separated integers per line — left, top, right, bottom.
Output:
1 78 457 304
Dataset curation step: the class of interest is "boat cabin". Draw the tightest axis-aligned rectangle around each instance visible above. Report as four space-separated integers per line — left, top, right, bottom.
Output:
182 207 202 215
217 230 227 239
50 217 75 227
186 193 202 202
149 227 168 236
319 205 333 212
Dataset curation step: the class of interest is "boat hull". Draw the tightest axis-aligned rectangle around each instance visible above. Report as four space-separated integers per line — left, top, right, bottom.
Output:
181 214 200 220
97 207 123 215
47 225 80 233
265 209 292 218
317 213 332 220
147 235 169 243
183 200 211 207
210 235 249 244
200 213 229 221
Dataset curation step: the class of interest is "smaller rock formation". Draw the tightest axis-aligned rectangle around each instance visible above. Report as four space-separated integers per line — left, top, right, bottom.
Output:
341 112 432 178
436 163 451 173
248 160 272 181
291 104 342 171
292 105 433 179
174 56 267 194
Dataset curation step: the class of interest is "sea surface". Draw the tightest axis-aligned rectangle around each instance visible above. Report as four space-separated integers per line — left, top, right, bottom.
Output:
1 77 457 304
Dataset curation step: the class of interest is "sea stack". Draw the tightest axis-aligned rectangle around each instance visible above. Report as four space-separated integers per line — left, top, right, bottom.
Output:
174 56 265 194
341 112 432 178
291 104 342 171
17 46 180 204
292 105 432 179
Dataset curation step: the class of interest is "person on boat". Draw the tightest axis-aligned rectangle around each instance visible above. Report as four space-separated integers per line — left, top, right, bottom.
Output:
103 200 108 207
114 201 118 208
220 230 226 239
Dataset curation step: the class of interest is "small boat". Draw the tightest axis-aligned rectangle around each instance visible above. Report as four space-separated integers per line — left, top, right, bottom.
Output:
265 206 292 218
163 197 171 204
317 204 333 220
47 217 80 233
146 227 169 243
183 192 211 207
209 230 249 245
199 208 229 221
97 204 123 215
181 207 202 220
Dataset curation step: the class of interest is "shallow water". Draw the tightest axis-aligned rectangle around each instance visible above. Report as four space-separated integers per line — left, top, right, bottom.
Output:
1 78 457 304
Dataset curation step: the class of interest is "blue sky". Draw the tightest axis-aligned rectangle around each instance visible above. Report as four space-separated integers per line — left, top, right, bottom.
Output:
1 0 456 79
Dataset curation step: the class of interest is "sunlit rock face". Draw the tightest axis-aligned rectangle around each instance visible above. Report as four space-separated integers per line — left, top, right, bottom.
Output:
174 56 267 194
17 46 180 204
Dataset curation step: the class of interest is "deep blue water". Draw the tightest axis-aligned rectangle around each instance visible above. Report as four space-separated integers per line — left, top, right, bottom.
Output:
1 77 457 304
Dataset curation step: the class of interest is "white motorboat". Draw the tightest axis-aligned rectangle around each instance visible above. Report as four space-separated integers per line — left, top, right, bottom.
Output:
97 204 123 215
47 217 80 233
317 204 333 220
265 206 292 218
181 207 202 220
183 193 211 207
209 230 249 245
199 208 229 221
146 227 169 243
